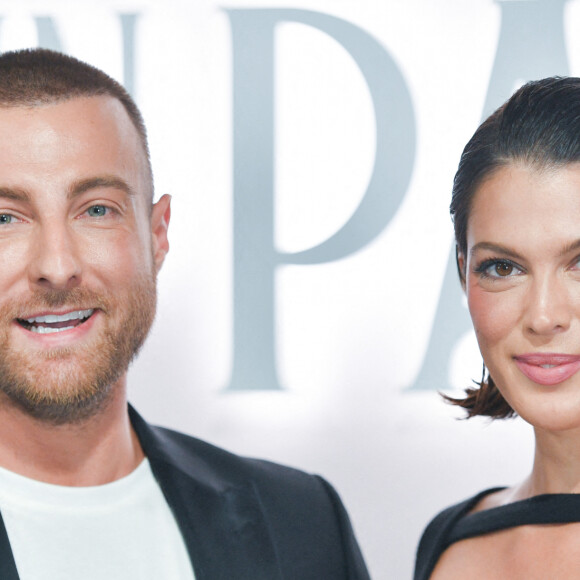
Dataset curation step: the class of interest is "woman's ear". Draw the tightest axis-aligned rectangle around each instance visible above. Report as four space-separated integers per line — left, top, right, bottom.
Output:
455 245 466 290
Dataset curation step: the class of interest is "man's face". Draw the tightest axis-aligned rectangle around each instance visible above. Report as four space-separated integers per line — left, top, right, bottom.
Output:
0 96 170 424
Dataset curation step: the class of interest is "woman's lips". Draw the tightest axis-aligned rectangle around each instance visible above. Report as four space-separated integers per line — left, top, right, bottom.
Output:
514 353 580 386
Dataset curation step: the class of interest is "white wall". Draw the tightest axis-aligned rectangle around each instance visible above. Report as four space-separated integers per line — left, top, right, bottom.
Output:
1 0 573 577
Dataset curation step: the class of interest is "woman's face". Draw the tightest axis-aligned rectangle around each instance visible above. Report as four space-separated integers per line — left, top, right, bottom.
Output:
462 163 580 431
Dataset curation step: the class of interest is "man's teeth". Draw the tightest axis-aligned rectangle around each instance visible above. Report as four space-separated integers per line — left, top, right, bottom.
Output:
31 325 73 334
23 309 94 334
25 309 93 325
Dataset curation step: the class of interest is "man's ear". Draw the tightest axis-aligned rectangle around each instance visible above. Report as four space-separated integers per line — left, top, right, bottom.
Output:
456 246 466 290
151 194 171 273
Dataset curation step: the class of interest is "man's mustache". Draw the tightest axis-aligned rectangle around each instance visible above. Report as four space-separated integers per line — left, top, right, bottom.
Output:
6 288 110 319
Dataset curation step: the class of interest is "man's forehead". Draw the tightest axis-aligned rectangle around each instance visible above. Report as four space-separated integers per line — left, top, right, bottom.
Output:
0 94 126 121
0 96 140 147
0 95 153 203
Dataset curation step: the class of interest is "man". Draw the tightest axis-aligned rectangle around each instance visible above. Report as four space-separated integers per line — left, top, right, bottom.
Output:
0 48 370 580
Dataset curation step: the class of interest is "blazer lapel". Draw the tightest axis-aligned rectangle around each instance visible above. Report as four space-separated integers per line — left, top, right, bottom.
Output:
130 407 282 580
0 512 19 580
0 406 282 580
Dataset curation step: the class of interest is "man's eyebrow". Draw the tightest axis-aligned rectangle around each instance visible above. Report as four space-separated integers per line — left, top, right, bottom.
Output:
68 176 136 199
558 238 580 258
0 178 136 203
469 242 526 261
0 187 30 202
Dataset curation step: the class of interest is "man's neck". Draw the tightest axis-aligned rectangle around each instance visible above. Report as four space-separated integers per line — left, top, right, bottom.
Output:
0 379 144 486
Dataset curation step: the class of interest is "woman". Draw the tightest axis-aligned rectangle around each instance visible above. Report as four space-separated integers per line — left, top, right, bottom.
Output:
415 77 580 579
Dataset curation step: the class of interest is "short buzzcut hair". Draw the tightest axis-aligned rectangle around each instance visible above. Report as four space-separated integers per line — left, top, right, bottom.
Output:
0 48 152 196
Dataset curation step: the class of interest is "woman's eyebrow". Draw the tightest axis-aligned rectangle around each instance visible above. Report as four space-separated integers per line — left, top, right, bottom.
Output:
469 242 525 261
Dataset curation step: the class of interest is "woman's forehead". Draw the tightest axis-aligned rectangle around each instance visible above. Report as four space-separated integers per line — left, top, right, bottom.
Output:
467 163 580 252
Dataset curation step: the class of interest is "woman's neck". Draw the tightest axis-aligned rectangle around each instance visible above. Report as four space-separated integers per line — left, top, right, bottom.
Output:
525 427 580 496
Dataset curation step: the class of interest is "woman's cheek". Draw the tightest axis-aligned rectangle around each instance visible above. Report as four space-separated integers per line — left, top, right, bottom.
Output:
467 286 518 351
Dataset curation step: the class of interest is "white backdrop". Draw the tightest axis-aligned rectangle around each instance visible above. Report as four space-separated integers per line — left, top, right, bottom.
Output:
1 0 575 577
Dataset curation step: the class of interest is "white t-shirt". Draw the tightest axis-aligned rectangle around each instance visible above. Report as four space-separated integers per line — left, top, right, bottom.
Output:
0 459 196 580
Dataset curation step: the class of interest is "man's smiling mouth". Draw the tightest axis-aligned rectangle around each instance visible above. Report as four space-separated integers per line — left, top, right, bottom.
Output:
17 309 95 334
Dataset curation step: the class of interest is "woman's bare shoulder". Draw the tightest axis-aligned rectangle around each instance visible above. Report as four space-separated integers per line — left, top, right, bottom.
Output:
430 518 580 579
428 489 516 579
429 532 499 580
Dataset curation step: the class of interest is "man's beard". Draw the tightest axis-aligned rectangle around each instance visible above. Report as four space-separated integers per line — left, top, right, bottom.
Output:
0 274 156 425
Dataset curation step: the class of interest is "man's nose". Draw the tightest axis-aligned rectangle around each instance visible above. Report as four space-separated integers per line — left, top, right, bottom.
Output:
27 223 82 290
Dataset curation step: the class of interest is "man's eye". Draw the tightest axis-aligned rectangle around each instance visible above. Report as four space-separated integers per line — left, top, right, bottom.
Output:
0 214 14 224
86 205 108 217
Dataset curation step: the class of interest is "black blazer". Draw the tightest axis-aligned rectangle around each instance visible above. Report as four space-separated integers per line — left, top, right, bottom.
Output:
0 406 370 580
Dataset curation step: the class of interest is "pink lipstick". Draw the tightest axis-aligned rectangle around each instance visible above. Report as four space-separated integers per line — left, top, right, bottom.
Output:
514 353 580 386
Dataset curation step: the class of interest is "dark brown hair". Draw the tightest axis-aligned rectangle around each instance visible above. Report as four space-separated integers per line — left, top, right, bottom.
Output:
447 77 580 418
0 48 152 195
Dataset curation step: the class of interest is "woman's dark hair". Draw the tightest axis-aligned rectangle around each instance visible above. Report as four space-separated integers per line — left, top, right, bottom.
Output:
447 76 580 418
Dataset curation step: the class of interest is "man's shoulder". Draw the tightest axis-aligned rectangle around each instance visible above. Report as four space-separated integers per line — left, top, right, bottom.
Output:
153 422 305 475
130 407 371 580
131 407 330 496
153 422 339 499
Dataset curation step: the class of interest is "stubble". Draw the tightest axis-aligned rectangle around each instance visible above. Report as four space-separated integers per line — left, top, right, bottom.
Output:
0 275 156 425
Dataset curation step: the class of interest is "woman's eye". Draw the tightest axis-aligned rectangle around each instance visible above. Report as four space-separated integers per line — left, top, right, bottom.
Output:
476 259 521 279
86 205 108 218
0 214 15 224
491 261 514 277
